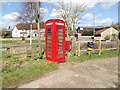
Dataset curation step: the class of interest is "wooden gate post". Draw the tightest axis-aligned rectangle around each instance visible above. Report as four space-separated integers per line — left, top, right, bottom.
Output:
98 40 101 55
78 41 80 56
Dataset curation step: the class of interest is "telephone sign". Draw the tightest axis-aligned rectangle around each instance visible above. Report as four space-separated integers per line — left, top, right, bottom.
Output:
45 19 72 62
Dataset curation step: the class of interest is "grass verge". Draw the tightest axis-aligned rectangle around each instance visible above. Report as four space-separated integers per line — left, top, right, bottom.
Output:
2 49 119 88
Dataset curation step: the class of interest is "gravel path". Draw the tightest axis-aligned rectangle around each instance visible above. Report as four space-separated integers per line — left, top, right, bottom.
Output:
17 57 118 88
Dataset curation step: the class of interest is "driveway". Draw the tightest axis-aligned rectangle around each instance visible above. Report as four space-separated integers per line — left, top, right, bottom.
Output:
18 57 118 88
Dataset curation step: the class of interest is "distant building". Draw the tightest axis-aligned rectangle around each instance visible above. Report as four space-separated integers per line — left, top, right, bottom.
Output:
76 26 104 35
95 27 119 40
12 22 44 38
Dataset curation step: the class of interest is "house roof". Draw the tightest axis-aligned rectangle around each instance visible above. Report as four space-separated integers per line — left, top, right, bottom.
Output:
16 22 44 30
95 28 108 35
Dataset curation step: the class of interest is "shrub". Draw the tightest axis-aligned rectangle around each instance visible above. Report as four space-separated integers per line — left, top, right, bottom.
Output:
104 35 110 40
82 30 94 36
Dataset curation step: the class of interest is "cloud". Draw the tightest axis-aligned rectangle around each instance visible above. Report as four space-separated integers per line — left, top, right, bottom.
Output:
0 21 5 29
2 12 20 21
82 13 93 20
40 0 119 9
83 24 92 26
100 2 117 9
82 13 102 20
50 8 61 17
40 8 48 16
95 18 113 24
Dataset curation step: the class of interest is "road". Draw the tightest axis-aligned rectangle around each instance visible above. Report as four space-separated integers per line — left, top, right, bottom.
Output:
17 57 118 88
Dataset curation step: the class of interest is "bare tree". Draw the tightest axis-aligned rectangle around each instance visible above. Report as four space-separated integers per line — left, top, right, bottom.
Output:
57 2 87 37
16 2 42 23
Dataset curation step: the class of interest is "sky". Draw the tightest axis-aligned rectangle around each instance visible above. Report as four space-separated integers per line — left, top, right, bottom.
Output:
0 0 119 29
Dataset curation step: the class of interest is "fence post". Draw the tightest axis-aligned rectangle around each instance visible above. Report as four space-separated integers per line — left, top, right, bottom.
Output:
98 39 101 55
78 40 80 56
117 39 120 49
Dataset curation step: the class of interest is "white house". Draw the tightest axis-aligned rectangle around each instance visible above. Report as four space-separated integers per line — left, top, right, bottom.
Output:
12 22 44 38
95 27 119 40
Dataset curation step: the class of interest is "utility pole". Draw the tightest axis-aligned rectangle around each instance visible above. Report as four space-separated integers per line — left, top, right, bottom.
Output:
30 24 32 45
30 2 33 45
36 0 42 57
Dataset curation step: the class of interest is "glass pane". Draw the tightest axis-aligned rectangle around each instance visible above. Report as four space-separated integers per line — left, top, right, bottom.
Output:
58 51 63 54
58 54 63 58
48 43 51 46
48 47 52 50
58 36 63 39
48 54 52 57
58 40 63 43
58 43 63 46
58 32 63 35
58 47 63 50
48 32 51 35
48 51 52 53
58 28 63 31
48 36 51 39
47 28 51 31
48 40 51 43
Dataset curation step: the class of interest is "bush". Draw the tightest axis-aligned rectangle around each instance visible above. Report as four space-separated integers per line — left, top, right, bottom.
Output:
104 35 110 40
82 30 94 36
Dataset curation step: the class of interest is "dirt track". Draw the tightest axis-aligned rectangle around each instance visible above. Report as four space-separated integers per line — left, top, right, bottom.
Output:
18 57 118 88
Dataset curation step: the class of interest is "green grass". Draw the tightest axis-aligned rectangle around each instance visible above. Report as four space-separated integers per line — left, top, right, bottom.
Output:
67 49 119 62
25 40 45 43
2 59 58 87
1 40 45 43
2 49 119 87
0 40 21 43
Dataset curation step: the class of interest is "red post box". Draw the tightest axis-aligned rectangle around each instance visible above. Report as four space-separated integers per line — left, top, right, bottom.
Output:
65 41 72 51
45 19 66 62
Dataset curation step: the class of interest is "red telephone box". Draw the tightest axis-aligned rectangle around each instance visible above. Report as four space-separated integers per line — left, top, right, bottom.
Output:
45 19 66 62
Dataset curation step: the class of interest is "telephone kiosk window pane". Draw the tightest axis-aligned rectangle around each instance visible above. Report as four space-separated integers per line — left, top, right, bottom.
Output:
48 32 51 35
58 51 63 54
58 47 63 50
58 36 63 39
58 43 63 46
58 54 63 58
58 32 63 35
48 47 52 50
48 36 51 39
48 54 52 58
58 40 63 43
48 51 52 53
48 40 51 43
48 43 51 46
58 28 63 31
47 28 51 31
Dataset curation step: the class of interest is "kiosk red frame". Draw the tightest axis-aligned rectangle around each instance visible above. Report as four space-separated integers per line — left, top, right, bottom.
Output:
45 19 66 62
